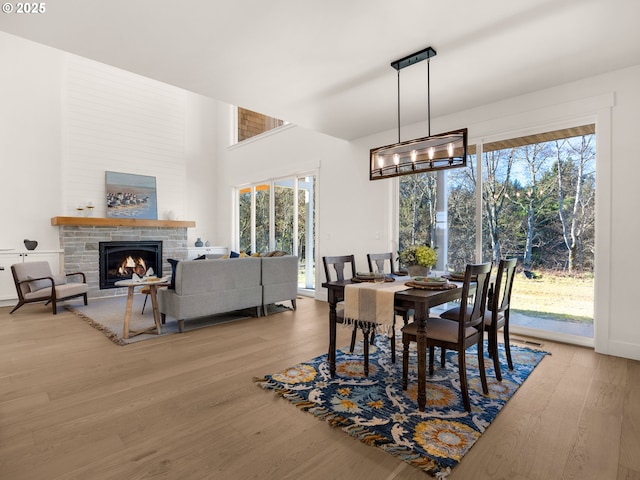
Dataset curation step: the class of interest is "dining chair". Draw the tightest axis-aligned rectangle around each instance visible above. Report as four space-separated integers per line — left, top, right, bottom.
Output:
323 255 377 376
367 252 411 362
401 262 492 411
440 258 517 381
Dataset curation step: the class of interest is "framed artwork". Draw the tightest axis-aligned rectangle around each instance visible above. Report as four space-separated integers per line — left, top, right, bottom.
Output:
105 171 158 220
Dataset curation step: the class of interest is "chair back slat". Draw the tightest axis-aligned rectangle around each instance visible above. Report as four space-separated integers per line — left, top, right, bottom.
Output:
367 252 394 274
493 258 517 314
322 255 356 282
458 262 492 331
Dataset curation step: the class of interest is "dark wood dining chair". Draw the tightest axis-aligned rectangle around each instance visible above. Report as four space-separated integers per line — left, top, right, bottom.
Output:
401 262 492 411
440 258 517 381
323 255 377 376
367 252 411 362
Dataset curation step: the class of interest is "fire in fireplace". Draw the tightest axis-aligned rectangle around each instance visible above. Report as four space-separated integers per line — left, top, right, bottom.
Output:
99 241 162 289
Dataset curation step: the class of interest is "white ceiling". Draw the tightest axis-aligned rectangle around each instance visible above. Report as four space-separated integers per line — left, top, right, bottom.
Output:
1 0 639 141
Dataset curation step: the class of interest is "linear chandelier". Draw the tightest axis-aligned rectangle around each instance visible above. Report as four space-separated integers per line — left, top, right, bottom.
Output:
370 46 468 181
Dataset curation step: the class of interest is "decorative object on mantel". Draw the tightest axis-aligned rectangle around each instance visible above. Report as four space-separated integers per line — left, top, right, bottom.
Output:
398 244 437 277
85 201 94 217
205 240 211 247
23 239 38 250
195 238 204 247
105 171 158 220
370 46 468 180
165 209 177 221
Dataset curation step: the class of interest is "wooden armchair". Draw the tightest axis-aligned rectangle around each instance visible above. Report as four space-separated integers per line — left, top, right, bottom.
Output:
10 261 89 315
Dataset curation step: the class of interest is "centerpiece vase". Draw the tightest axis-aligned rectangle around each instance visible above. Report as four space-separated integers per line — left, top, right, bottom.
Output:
407 265 430 277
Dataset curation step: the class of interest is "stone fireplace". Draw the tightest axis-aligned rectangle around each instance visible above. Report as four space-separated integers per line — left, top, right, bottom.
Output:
52 216 193 299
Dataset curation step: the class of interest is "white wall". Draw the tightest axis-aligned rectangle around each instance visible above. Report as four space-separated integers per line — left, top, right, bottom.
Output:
0 32 219 251
216 64 640 361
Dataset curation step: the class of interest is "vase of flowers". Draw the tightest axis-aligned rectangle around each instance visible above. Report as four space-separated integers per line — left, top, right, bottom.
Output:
399 245 437 277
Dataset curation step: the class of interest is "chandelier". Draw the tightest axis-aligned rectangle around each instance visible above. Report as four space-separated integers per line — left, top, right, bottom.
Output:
370 47 467 181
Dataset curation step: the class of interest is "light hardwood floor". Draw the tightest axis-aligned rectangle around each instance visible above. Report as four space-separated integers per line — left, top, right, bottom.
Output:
1 297 638 480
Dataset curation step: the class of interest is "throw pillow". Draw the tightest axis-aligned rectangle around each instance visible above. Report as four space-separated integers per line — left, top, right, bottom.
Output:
27 274 66 292
167 258 179 290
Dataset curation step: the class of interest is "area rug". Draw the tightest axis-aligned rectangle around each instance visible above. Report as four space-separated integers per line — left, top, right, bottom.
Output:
65 295 286 345
255 338 548 477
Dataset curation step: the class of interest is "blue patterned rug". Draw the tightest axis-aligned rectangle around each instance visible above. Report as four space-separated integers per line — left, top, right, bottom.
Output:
255 337 548 477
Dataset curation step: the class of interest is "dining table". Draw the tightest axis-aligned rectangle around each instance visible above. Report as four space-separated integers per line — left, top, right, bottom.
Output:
322 275 464 412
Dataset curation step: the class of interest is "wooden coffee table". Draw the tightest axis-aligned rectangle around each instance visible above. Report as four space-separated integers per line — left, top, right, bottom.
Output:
115 277 170 339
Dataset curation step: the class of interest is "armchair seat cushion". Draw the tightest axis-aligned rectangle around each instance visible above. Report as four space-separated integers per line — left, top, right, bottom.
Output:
24 282 89 301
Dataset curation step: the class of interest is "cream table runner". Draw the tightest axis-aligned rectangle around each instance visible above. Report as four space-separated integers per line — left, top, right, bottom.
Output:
344 280 411 335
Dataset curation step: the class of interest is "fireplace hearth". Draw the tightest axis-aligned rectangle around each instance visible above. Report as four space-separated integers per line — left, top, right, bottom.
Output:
99 241 162 289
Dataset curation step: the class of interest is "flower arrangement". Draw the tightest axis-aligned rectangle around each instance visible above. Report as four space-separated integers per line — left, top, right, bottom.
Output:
398 245 437 268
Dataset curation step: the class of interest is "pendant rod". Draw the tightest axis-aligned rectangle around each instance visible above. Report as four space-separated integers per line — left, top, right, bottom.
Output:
427 58 431 137
397 70 401 143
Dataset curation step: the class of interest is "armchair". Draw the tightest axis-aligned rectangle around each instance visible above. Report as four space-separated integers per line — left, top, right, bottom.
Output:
10 261 89 315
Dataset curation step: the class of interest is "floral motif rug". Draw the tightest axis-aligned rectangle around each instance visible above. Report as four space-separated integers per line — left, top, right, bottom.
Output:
255 337 548 477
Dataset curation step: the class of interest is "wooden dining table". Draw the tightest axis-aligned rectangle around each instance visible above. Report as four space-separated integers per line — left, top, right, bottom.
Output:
322 276 464 411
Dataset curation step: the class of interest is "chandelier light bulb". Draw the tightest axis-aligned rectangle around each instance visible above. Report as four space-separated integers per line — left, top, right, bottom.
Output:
377 156 384 169
447 143 454 157
393 153 400 165
428 147 435 160
411 150 417 162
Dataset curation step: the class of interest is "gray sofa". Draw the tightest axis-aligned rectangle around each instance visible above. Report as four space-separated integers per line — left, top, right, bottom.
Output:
158 255 297 332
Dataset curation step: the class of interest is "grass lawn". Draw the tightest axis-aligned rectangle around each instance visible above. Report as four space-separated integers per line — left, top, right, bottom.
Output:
511 271 594 323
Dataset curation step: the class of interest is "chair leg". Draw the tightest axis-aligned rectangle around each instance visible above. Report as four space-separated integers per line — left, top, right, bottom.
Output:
440 347 446 367
428 345 435 376
459 347 471 411
141 294 149 314
349 326 357 352
363 326 370 377
477 338 489 395
503 321 514 370
9 300 25 314
491 329 503 382
390 329 396 364
402 335 409 390
83 293 88 306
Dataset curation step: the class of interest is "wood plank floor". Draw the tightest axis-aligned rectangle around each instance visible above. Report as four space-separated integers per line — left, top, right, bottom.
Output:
1 297 638 479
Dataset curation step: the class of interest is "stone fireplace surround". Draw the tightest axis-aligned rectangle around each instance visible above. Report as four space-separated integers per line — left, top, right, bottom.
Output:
52 217 194 299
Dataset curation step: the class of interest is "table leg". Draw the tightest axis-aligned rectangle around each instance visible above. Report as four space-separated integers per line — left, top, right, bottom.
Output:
328 300 337 378
123 286 135 339
415 302 428 412
149 285 162 335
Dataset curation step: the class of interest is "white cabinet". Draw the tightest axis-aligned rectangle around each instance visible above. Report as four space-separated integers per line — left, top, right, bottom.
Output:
187 246 228 259
0 250 62 302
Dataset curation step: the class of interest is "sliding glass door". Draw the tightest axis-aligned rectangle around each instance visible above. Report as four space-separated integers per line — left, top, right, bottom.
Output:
398 125 596 343
236 172 317 291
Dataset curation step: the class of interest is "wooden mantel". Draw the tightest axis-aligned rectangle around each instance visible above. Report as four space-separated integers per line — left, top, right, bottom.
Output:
51 216 196 228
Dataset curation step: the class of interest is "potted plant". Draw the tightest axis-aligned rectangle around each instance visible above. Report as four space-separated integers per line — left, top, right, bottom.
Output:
398 245 437 277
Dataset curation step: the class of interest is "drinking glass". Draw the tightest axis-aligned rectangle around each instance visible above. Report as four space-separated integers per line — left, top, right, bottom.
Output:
374 269 385 284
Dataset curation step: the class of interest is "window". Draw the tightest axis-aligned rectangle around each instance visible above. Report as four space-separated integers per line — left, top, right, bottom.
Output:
236 107 285 142
236 173 317 291
398 125 596 341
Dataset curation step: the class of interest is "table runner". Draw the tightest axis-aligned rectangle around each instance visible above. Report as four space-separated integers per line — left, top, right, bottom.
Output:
344 280 411 334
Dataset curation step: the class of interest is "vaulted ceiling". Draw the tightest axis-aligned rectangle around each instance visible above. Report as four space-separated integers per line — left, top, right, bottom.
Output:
1 0 638 141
